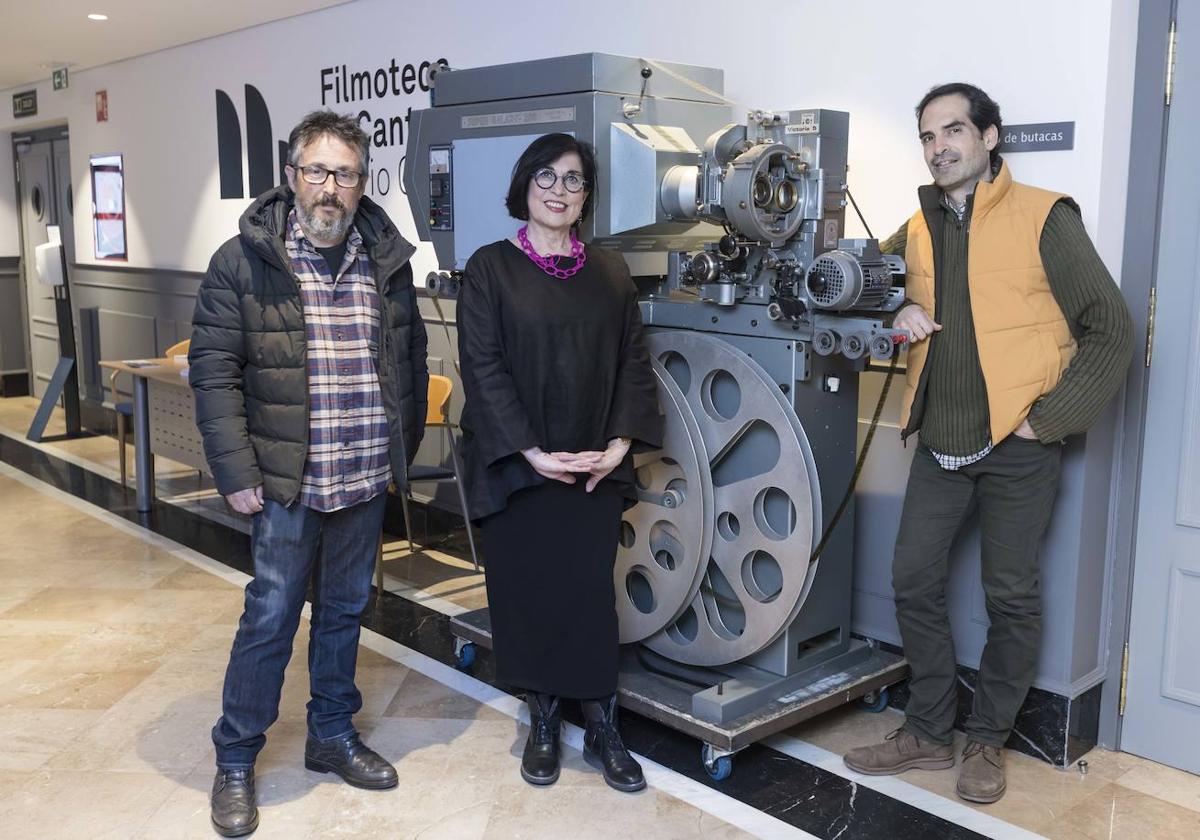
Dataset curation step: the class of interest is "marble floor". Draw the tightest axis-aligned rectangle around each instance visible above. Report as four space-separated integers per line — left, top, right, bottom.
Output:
0 467 761 839
0 397 1198 839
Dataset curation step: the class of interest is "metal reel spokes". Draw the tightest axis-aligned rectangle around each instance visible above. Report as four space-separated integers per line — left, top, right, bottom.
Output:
643 331 822 666
616 357 715 643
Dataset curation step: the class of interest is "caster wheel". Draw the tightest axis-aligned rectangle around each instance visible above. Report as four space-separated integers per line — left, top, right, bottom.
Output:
701 745 733 781
455 642 476 670
861 687 890 713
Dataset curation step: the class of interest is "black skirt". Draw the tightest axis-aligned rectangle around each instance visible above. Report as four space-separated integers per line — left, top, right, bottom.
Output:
480 478 624 699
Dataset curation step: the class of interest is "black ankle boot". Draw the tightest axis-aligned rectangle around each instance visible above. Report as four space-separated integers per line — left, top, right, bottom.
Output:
210 767 259 837
521 692 561 785
582 694 646 792
304 733 397 790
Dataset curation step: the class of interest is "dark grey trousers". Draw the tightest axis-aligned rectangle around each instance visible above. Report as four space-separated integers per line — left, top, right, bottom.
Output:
893 436 1062 748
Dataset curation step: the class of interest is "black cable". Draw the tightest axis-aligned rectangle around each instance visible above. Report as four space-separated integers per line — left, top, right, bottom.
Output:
846 188 874 240
807 352 899 566
796 185 896 565
688 351 901 596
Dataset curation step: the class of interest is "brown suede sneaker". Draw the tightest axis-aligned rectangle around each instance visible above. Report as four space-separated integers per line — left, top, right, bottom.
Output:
843 727 956 775
957 741 1006 803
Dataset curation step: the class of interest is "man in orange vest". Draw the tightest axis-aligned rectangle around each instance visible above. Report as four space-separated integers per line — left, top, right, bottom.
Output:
843 83 1132 803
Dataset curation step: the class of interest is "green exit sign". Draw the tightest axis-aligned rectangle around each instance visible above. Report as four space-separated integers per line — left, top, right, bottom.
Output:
52 67 69 91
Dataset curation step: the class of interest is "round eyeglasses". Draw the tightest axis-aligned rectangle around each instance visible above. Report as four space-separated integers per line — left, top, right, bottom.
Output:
294 163 362 189
533 167 587 193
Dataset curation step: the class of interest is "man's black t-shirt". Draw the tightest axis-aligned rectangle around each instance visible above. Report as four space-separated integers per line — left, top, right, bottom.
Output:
317 241 348 278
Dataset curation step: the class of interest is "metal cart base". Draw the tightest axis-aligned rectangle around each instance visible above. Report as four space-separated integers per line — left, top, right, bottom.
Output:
449 607 908 780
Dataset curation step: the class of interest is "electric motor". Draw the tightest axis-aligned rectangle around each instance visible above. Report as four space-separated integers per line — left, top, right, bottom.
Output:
803 250 893 311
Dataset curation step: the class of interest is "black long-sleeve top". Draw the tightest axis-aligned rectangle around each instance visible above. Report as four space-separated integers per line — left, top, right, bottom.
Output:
457 240 664 520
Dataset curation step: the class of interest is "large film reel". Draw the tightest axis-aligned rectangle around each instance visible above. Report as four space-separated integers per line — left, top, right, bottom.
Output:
615 357 714 643
624 331 823 666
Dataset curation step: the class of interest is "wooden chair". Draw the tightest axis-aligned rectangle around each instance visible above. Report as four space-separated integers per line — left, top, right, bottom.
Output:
109 338 190 487
376 373 480 594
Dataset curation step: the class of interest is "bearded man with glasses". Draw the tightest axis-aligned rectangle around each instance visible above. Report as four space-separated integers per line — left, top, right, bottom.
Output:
189 110 428 837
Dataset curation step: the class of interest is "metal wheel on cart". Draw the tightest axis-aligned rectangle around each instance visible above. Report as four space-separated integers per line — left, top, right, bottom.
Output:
861 687 890 713
454 639 477 670
701 744 735 781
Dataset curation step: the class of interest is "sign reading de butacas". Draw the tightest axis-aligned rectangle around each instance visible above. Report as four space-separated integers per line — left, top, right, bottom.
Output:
1000 122 1075 153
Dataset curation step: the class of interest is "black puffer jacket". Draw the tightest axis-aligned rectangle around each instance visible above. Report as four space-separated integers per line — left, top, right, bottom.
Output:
189 186 428 503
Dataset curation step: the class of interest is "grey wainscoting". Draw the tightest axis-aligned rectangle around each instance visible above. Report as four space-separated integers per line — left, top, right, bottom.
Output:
67 262 455 482
851 366 1118 703
420 298 1121 702
62 266 1117 703
69 263 200 405
0 256 26 377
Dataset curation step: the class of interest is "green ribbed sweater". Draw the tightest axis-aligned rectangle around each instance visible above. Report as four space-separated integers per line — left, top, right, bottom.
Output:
881 197 1133 452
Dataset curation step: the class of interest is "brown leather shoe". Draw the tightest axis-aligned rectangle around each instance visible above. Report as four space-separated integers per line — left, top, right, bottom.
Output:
843 727 955 775
957 741 1006 803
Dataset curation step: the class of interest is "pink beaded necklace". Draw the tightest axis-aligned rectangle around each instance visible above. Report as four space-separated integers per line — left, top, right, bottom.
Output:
517 225 587 279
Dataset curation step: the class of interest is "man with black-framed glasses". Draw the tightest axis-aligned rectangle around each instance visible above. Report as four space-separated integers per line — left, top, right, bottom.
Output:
190 110 428 837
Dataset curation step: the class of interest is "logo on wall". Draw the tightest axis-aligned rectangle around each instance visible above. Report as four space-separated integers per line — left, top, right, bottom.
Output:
214 60 446 202
215 85 287 200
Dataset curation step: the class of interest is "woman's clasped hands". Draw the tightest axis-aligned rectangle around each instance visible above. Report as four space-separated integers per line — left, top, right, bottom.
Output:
522 437 632 492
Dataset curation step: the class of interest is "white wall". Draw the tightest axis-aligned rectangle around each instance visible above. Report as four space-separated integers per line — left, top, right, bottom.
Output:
1097 0 1142 275
0 137 18 256
0 0 1137 281
0 76 72 258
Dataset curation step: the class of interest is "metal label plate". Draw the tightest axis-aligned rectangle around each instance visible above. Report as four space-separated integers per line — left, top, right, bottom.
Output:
461 107 576 129
785 112 819 134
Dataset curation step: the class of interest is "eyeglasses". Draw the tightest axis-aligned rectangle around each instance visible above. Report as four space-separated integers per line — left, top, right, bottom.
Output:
293 163 362 189
533 167 587 193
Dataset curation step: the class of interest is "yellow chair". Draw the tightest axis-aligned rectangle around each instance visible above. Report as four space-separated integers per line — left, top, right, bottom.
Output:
109 338 190 487
376 374 479 594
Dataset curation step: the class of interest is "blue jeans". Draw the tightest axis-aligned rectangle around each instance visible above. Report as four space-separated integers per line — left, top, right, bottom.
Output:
212 493 387 769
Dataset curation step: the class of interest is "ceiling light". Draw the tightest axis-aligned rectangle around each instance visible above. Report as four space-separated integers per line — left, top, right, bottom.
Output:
88 13 108 21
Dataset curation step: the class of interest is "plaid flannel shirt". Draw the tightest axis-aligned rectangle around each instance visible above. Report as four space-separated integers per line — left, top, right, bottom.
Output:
286 210 391 511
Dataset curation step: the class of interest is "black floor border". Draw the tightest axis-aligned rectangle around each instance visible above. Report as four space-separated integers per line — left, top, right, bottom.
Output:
877 640 1097 768
0 432 993 840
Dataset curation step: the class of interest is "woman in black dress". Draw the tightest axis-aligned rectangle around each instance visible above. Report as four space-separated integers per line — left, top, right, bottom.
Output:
457 133 663 792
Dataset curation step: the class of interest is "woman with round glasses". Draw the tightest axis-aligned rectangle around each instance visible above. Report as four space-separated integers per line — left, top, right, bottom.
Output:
457 133 663 792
